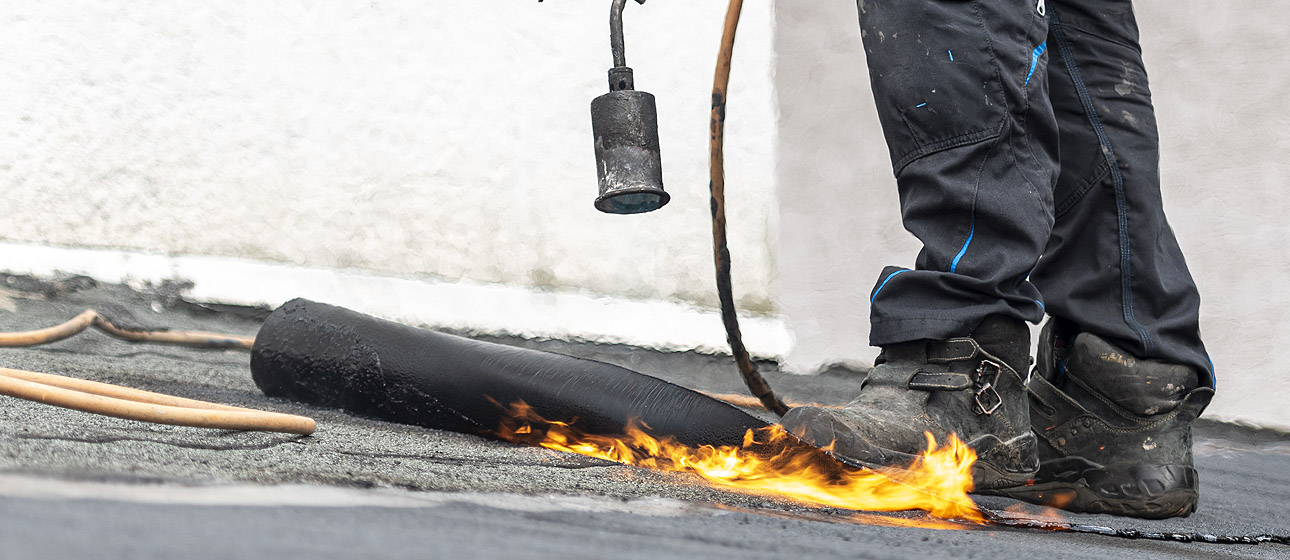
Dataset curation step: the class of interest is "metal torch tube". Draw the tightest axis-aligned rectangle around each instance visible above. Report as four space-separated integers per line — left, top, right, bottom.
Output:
610 0 627 68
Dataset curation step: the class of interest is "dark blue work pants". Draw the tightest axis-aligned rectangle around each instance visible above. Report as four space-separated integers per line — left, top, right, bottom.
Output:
858 0 1213 384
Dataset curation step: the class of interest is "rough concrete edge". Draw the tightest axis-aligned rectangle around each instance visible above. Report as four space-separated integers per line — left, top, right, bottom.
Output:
0 240 797 361
0 270 798 375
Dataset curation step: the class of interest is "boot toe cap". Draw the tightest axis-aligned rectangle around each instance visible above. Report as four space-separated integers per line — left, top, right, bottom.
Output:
780 406 913 468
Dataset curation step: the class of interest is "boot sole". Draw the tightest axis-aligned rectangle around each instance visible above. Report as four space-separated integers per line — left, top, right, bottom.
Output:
982 460 1200 519
987 482 1198 519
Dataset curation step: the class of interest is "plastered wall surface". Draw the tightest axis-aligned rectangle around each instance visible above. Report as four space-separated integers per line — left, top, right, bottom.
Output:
774 0 1290 429
0 1 777 312
773 0 921 375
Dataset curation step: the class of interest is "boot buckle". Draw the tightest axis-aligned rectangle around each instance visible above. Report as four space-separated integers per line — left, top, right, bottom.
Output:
974 359 1003 415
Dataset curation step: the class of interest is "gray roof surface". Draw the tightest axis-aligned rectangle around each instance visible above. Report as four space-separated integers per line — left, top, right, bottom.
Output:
1 275 1287 559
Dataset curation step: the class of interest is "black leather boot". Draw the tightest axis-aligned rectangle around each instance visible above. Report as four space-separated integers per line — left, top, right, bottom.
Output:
988 318 1214 518
780 316 1039 490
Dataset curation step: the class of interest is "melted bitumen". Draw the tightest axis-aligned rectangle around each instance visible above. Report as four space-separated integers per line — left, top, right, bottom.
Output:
981 509 1290 546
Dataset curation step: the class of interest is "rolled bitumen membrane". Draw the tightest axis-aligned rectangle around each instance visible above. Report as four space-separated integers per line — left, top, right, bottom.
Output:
250 298 770 447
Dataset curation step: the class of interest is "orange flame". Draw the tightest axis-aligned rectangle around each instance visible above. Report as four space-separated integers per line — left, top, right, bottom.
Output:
496 401 983 524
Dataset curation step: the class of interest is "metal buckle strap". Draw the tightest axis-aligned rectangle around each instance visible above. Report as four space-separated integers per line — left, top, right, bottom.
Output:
925 339 980 363
974 359 1004 415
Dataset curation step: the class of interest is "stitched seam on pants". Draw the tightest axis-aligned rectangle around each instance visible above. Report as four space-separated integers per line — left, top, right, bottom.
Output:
955 0 1024 276
1053 159 1110 218
1020 14 1056 203
1057 22 1141 53
1008 14 1049 201
953 126 1001 274
976 0 1046 211
973 0 1011 119
1050 16 1154 353
871 268 910 307
893 127 1003 175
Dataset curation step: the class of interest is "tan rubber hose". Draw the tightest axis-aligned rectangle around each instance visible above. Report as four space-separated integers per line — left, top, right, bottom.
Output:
0 310 312 434
0 309 255 350
1 367 260 412
0 367 315 435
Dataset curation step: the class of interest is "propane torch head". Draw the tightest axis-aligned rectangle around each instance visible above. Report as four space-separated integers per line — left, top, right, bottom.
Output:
590 0 667 215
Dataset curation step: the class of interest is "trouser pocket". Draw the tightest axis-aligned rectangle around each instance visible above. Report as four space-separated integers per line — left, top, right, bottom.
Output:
859 0 1021 174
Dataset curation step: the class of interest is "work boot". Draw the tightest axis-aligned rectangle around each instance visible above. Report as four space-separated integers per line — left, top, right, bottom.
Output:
780 316 1039 490
989 318 1214 519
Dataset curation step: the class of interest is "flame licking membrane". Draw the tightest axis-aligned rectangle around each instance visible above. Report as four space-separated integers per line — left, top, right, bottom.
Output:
496 400 983 525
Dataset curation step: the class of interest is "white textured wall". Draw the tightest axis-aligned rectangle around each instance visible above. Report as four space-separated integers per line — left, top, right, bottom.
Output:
0 1 777 312
773 0 918 374
774 0 1290 429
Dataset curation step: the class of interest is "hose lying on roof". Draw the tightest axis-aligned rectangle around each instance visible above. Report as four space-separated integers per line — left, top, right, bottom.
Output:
0 309 313 435
0 366 315 435
249 298 770 447
0 308 254 350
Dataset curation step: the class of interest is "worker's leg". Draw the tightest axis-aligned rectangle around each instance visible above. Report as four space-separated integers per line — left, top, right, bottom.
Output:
783 0 1056 490
859 1 1057 346
1028 1 1213 383
991 0 1215 518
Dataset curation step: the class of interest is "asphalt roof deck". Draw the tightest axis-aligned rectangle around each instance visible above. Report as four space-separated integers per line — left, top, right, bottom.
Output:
1 275 1287 559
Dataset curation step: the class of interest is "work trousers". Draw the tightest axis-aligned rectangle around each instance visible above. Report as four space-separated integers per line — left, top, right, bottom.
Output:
859 0 1213 385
